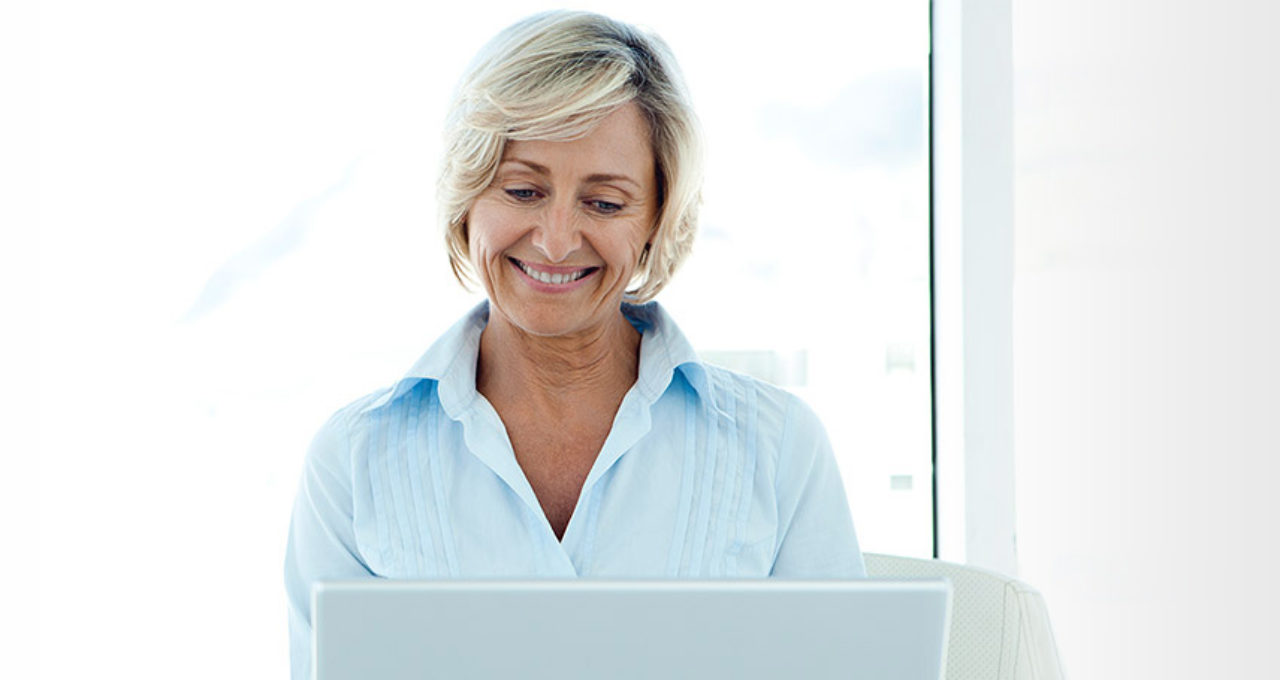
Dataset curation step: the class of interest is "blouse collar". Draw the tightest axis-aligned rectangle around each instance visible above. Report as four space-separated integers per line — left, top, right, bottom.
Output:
360 300 712 417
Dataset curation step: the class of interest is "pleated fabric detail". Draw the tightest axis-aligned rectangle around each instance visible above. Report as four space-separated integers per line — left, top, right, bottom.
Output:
665 395 699 576
725 381 760 576
364 383 456 577
425 392 459 577
665 372 762 577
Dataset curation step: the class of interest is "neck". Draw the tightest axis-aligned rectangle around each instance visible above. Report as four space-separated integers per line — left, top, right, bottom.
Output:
476 308 641 414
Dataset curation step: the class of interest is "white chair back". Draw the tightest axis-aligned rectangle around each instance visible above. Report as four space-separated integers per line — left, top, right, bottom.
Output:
864 553 1065 680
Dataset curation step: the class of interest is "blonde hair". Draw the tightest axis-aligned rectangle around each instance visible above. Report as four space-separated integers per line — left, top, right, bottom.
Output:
438 10 703 302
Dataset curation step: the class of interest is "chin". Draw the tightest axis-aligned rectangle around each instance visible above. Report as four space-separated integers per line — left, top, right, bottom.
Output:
492 300 584 337
485 269 631 339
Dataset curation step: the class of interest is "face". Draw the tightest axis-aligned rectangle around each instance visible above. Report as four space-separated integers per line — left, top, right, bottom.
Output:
467 103 659 339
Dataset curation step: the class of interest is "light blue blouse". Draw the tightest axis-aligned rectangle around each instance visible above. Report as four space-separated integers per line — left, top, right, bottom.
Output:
284 301 864 678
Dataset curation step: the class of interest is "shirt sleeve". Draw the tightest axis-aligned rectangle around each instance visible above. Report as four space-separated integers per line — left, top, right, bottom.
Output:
770 394 867 578
284 412 376 680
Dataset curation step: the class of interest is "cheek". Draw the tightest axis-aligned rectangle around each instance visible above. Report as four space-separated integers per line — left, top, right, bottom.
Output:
467 202 517 261
596 224 652 272
627 221 655 259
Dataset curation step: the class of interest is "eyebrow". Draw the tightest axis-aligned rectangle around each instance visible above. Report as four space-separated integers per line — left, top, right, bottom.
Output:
500 157 644 194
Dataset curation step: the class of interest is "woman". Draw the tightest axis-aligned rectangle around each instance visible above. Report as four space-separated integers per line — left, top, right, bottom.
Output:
285 10 863 678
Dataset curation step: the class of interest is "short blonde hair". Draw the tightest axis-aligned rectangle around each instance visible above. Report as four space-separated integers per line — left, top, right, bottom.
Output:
438 10 703 302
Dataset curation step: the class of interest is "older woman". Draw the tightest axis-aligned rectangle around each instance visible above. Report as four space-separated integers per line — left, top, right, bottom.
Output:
284 10 863 678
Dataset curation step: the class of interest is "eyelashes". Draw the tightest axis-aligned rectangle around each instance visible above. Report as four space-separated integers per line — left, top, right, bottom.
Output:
505 188 539 202
502 188 625 216
588 200 623 215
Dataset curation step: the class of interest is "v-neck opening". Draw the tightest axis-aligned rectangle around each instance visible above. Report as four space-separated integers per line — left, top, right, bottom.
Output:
460 382 659 569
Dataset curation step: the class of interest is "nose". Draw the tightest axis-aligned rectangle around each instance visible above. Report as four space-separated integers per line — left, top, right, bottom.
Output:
530 199 582 263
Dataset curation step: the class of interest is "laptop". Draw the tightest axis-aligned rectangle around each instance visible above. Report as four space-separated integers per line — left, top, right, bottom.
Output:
314 579 951 680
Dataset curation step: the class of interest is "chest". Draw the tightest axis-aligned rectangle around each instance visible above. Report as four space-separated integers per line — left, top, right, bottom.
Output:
507 420 612 540
350 386 783 579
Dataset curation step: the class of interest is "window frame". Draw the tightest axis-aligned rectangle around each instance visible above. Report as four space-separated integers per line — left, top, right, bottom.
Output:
930 0 1017 573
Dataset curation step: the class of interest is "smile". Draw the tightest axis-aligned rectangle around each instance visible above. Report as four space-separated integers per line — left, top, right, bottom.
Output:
510 257 599 286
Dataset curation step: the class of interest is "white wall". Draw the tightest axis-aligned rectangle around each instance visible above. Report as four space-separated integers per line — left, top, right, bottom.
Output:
1012 1 1279 677
1 3 40 679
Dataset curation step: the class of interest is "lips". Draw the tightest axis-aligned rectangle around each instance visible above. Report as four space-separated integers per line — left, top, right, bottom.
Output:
509 257 599 285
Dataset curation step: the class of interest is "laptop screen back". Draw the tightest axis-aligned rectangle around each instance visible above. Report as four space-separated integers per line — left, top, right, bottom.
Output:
314 579 951 680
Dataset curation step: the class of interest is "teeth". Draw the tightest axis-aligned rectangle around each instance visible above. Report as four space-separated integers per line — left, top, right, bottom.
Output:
519 261 589 285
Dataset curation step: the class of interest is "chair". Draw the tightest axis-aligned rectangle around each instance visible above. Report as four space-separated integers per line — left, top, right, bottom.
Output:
864 553 1066 680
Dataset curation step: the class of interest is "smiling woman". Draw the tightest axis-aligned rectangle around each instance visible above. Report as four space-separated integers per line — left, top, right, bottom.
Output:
283 10 865 680
468 104 657 340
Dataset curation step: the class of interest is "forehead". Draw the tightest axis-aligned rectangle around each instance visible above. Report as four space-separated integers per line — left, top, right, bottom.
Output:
501 104 654 181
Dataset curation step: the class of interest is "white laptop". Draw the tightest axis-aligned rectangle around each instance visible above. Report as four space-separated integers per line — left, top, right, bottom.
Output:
314 579 951 680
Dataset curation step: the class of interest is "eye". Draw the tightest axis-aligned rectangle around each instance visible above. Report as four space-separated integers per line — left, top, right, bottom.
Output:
588 199 624 215
504 188 540 202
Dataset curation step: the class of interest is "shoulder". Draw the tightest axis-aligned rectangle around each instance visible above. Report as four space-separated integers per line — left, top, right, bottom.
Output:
326 387 393 432
694 362 826 451
697 361 789 409
303 387 401 470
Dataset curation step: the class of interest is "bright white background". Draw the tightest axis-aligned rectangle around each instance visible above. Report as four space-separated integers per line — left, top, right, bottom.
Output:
1011 0 1279 677
22 1 930 678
